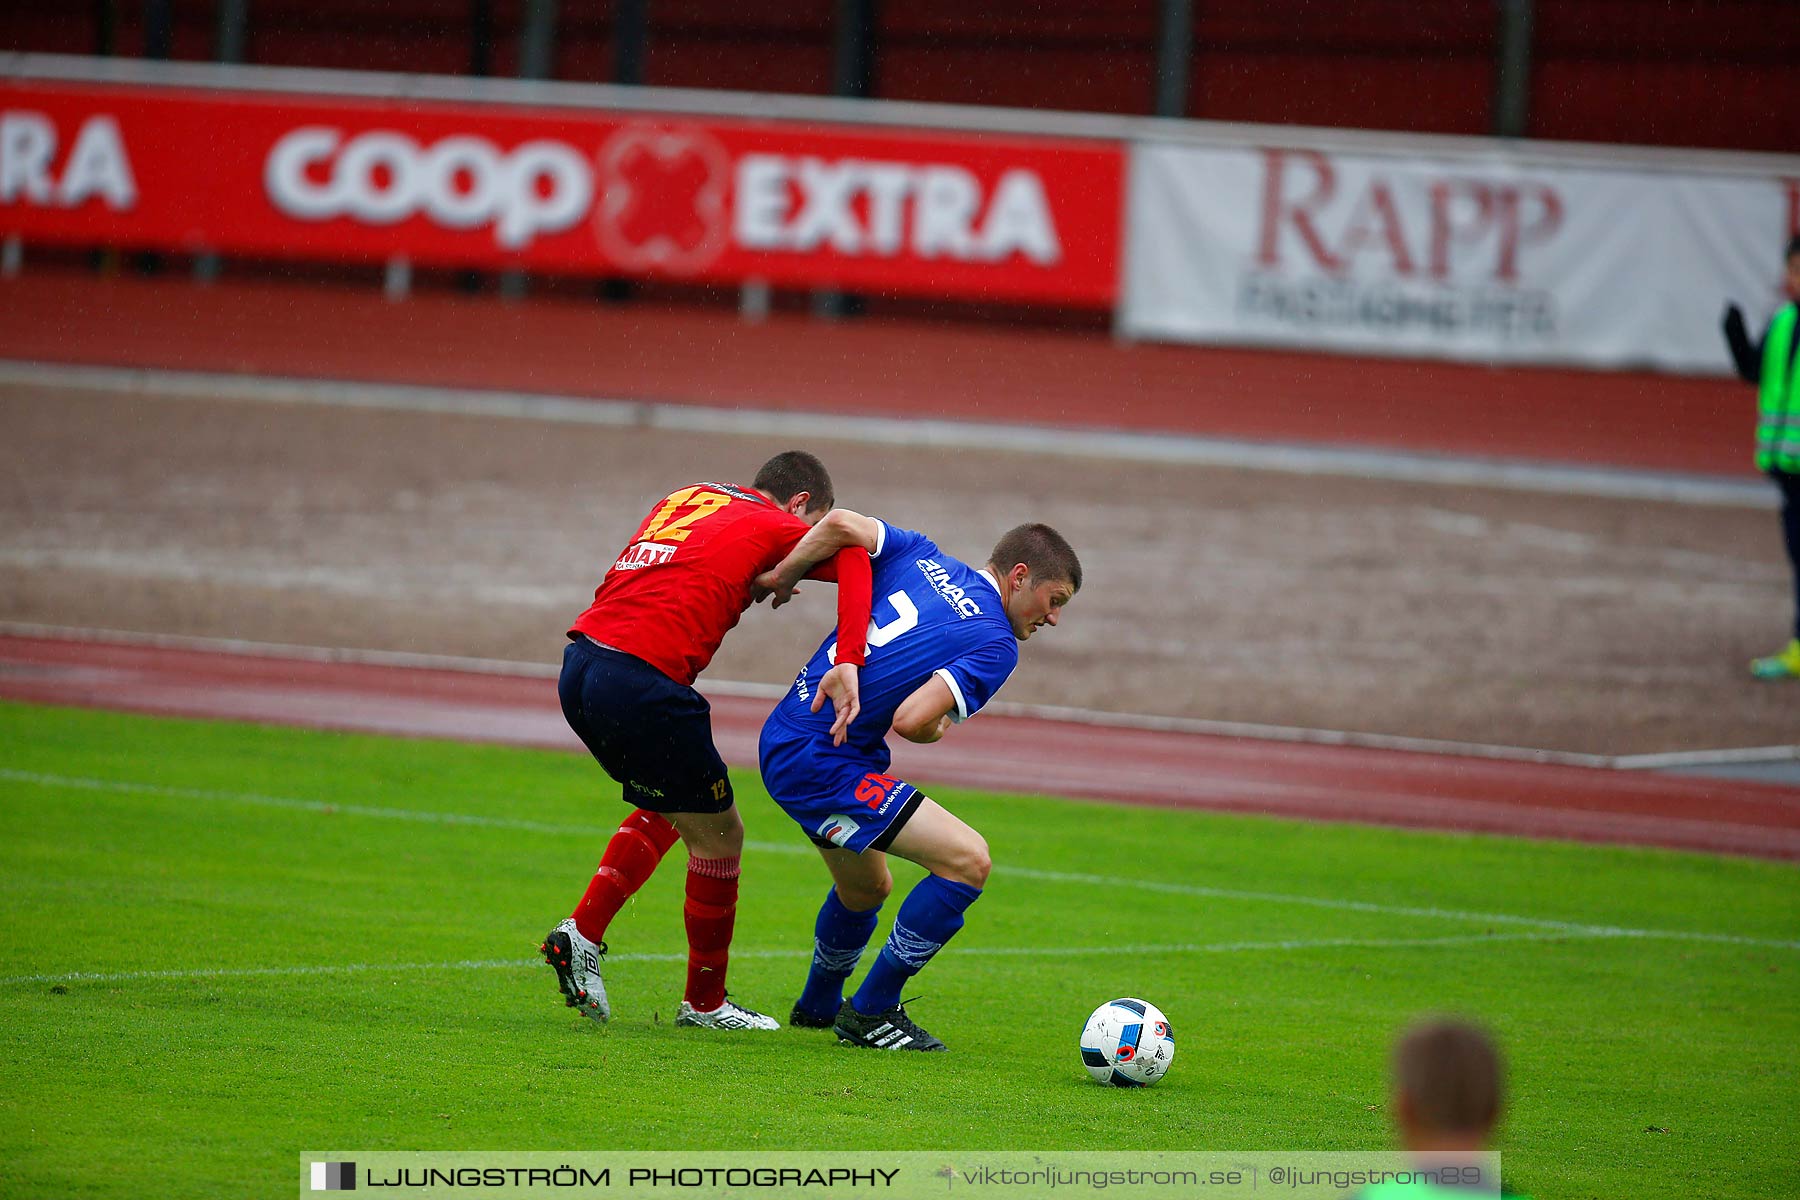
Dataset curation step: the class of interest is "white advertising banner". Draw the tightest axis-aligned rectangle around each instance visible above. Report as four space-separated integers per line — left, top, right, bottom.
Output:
1121 140 1799 373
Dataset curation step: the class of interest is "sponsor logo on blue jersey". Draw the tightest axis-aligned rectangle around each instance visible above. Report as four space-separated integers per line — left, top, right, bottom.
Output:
916 558 985 618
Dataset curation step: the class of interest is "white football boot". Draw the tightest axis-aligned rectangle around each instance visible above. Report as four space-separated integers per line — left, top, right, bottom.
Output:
674 996 781 1030
539 917 609 1023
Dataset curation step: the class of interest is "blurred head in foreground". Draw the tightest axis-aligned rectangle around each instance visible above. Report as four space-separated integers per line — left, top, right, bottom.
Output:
1390 1017 1504 1152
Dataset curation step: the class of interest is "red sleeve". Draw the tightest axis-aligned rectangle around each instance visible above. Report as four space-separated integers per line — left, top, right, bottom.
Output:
826 547 871 666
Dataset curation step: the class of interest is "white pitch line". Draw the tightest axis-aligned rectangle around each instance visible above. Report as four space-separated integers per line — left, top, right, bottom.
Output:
0 769 607 839
0 957 542 988
0 931 1604 989
6 767 1796 951
990 865 1800 948
0 359 1774 508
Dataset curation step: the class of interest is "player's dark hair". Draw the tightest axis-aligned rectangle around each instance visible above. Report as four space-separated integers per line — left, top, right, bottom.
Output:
753 451 834 514
988 523 1082 592
1787 233 1800 261
1393 1018 1503 1136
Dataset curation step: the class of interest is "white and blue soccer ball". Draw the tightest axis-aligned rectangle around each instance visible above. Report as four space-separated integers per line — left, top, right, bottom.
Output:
1080 997 1174 1087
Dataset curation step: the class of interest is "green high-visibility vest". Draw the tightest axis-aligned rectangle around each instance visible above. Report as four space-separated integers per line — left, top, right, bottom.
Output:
1358 1186 1530 1200
1757 302 1800 472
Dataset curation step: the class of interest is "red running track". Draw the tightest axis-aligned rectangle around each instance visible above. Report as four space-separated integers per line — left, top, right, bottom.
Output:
0 272 1759 477
5 634 1798 862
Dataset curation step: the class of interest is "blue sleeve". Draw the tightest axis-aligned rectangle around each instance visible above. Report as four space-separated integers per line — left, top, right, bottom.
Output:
933 635 1019 723
872 520 930 564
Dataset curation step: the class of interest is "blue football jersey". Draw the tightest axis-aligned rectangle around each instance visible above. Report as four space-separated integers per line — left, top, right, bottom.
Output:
765 521 1019 764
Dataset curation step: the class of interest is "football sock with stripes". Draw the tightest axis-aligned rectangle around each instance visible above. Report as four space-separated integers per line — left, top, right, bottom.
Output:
851 874 982 1015
683 855 740 1013
795 887 882 1021
571 808 679 945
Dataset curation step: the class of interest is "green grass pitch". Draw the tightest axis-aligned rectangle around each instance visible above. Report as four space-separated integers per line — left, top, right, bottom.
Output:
1 701 1795 1198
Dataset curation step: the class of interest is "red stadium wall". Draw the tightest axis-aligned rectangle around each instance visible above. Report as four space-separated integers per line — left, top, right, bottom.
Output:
1181 3 1495 136
1529 0 1798 151
2 1 1794 150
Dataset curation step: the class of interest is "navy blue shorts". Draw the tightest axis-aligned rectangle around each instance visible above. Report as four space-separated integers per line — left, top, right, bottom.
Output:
558 637 734 814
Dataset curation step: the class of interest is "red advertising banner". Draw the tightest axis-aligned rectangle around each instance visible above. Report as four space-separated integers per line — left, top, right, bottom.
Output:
0 78 1123 305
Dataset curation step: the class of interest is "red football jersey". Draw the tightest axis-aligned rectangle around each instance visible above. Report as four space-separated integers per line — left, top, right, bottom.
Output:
569 481 820 686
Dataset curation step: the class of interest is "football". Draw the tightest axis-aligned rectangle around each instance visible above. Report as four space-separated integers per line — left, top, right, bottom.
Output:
1080 997 1175 1086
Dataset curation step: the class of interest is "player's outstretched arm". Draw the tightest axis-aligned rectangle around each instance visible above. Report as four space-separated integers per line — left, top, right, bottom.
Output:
892 676 957 745
756 509 881 607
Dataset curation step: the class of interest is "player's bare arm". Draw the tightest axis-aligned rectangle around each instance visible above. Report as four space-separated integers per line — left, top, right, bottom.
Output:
812 662 861 747
891 675 957 744
755 508 882 607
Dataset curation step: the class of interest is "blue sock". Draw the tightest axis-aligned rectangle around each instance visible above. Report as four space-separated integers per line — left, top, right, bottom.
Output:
851 875 981 1015
795 888 881 1020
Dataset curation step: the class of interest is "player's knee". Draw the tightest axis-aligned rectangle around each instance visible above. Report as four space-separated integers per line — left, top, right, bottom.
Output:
949 835 991 888
837 873 891 911
709 817 746 857
674 807 743 859
969 838 992 887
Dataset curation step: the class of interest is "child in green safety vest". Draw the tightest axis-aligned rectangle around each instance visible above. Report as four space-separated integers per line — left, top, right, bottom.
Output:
1723 234 1800 680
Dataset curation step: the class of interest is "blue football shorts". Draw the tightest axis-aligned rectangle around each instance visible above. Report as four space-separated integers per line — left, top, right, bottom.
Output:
758 721 924 854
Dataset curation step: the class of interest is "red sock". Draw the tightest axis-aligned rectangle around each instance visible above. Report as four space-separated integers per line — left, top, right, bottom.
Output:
571 809 679 945
683 856 740 1012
